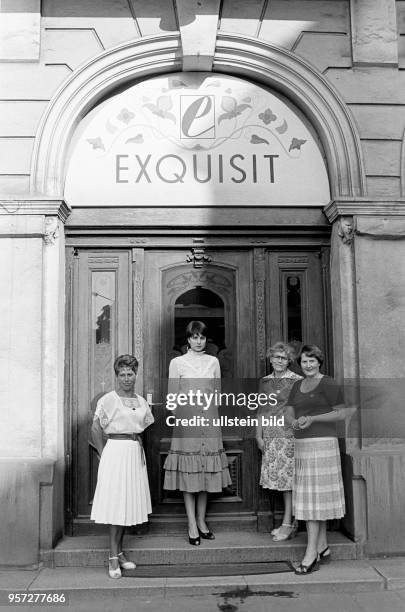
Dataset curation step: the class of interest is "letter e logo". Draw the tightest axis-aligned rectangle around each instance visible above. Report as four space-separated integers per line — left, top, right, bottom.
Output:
180 95 215 139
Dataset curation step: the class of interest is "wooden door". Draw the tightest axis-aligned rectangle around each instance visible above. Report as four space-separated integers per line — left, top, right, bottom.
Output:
67 245 331 529
69 250 132 523
142 250 258 515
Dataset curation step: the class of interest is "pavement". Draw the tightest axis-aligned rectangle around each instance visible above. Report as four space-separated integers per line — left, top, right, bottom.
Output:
0 557 405 612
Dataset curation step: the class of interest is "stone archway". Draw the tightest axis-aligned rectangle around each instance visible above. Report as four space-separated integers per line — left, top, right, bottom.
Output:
31 33 366 200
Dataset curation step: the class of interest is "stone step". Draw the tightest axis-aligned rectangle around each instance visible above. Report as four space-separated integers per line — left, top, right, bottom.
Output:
3 560 386 601
71 513 258 536
45 531 357 568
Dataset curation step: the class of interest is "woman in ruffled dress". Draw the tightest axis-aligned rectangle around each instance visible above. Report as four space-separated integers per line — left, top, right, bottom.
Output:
91 354 154 578
256 342 302 541
163 321 231 545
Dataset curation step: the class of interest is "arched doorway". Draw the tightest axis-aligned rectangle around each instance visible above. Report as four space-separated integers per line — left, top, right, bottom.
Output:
34 36 364 535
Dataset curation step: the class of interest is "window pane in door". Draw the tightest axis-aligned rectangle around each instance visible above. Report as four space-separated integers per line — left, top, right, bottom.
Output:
91 271 116 397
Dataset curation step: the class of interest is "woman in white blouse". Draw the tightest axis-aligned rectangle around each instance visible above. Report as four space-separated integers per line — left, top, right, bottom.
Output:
91 354 154 579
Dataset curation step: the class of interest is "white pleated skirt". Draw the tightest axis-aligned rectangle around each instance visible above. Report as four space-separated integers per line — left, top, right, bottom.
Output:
91 439 152 526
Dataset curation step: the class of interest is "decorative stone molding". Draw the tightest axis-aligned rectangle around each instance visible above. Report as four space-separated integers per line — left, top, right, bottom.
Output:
43 217 59 245
30 33 365 202
0 198 71 221
337 217 354 245
324 198 405 222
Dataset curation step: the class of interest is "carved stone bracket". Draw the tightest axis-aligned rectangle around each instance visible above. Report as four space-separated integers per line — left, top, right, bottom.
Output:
337 216 354 245
187 247 212 268
43 216 59 245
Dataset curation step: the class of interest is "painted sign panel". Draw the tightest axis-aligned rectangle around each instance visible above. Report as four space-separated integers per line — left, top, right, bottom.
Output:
64 73 330 206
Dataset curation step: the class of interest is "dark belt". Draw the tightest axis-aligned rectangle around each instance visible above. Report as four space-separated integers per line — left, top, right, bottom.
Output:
107 433 145 463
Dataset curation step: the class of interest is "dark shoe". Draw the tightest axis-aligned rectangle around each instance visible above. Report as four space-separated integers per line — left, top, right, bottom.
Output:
188 535 201 546
318 546 331 564
294 556 320 575
198 527 215 540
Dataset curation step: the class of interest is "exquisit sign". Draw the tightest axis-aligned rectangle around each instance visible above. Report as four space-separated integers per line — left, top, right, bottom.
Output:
64 73 330 206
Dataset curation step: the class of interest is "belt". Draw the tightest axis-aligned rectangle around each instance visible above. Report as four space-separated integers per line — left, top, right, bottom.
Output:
107 433 145 463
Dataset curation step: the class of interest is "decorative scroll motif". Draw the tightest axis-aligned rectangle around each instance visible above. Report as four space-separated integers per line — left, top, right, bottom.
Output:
132 249 144 376
43 216 59 245
224 454 240 497
254 249 266 363
338 216 354 245
186 247 212 269
167 269 232 298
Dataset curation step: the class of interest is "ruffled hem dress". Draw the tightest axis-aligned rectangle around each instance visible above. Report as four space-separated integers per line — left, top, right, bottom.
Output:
90 391 154 526
163 352 232 493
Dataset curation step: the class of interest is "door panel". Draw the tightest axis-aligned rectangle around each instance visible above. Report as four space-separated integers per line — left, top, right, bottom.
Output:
72 250 132 519
266 251 329 370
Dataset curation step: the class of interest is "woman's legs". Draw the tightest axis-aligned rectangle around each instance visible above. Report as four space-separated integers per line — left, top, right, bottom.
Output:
274 490 294 538
317 520 328 553
183 492 198 537
302 520 320 565
109 525 124 569
196 491 209 532
282 490 293 525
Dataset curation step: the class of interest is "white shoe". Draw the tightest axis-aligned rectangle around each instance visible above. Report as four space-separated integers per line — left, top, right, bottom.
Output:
118 552 136 570
108 556 122 579
271 526 281 536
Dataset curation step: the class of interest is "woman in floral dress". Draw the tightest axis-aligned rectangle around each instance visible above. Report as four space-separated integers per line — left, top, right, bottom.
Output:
256 342 302 541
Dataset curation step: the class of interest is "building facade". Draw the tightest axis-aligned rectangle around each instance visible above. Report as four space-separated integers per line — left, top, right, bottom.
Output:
1 0 405 566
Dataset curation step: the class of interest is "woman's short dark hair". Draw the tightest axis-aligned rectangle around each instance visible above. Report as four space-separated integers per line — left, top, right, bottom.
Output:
113 354 139 375
186 320 207 339
298 344 324 366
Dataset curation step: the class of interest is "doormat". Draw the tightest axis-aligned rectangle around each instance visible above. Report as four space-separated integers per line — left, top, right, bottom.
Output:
123 561 293 578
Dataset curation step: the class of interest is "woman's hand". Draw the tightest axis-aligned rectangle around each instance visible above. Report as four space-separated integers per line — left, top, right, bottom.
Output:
256 438 265 452
297 415 313 429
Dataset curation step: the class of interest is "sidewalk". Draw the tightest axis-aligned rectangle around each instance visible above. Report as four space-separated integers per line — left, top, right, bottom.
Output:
0 557 404 611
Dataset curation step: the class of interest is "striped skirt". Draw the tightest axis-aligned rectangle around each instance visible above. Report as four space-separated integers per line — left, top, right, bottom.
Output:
293 437 345 521
91 439 152 526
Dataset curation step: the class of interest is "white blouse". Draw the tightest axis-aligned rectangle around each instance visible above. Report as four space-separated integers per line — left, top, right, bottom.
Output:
94 390 154 434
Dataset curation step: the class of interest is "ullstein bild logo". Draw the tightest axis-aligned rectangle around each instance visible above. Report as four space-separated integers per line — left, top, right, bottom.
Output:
180 95 216 139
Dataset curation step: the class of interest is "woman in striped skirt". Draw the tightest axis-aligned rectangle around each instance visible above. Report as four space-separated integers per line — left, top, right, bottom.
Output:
285 345 352 575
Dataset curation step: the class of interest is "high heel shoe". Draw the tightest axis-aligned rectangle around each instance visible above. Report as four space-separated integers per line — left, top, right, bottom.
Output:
188 535 201 546
117 551 136 570
318 546 331 564
108 556 122 579
294 555 320 575
198 527 215 540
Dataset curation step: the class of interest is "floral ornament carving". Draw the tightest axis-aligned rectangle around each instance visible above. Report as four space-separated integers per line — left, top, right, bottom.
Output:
187 247 212 269
338 217 354 245
44 217 59 245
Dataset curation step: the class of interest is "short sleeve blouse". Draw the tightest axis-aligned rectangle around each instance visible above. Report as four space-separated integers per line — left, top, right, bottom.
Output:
94 390 154 434
288 375 344 438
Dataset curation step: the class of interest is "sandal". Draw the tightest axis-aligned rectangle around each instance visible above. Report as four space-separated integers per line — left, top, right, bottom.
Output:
272 521 298 542
294 556 320 575
118 551 136 570
108 556 122 579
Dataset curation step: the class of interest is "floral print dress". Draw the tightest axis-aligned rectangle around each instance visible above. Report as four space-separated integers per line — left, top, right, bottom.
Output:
259 370 302 491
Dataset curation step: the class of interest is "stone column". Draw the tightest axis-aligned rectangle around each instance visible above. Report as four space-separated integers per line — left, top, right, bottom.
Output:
0 198 70 566
325 198 405 555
